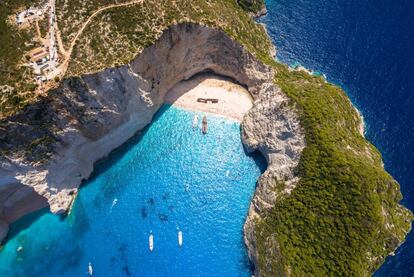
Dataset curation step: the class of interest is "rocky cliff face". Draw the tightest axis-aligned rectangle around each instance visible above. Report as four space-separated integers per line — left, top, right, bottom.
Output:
242 86 305 275
237 0 267 17
0 23 305 274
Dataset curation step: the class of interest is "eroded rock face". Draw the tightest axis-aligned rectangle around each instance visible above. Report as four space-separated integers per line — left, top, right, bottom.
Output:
0 23 305 275
241 70 305 276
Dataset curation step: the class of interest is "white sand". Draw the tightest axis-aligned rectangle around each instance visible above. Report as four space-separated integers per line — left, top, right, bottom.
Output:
164 74 253 121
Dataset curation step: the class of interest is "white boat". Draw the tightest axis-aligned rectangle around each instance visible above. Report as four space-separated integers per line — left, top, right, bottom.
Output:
88 262 93 276
149 231 154 251
192 114 199 130
111 198 118 210
178 228 183 247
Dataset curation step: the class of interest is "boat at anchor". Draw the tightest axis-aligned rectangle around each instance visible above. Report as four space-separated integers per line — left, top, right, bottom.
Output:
178 228 183 247
149 231 154 251
202 115 208 134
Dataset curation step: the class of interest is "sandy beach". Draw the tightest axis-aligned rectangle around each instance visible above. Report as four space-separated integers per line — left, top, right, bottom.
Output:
164 74 253 121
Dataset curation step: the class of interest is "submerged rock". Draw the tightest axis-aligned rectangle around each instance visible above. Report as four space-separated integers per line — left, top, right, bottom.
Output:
141 207 148 218
147 198 155 206
158 213 169 223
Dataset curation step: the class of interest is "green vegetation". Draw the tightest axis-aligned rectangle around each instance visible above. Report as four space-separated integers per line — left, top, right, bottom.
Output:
64 1 412 274
254 63 413 275
65 0 273 76
237 0 265 14
38 15 49 38
56 0 131 47
0 0 43 118
1 0 411 275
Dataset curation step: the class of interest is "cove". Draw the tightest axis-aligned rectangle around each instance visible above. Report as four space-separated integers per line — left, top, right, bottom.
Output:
0 105 266 276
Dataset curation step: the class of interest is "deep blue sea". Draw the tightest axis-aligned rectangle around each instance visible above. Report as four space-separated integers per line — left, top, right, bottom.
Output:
260 0 414 275
1 1 413 275
0 105 265 276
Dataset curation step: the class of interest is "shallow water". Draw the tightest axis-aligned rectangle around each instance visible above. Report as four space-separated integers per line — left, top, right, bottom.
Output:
261 0 414 275
0 105 265 276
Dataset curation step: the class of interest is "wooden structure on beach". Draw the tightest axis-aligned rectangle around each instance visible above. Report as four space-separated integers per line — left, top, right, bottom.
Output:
197 98 218 104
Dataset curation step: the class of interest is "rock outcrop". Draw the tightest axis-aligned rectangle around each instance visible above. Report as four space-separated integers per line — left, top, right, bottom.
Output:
241 84 305 275
238 0 267 17
0 22 305 268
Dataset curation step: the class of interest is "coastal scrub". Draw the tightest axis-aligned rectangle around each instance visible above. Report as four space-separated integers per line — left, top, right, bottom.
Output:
0 0 411 275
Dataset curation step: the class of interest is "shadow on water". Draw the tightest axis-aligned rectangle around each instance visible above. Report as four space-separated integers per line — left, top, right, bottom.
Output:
3 102 267 273
82 104 171 187
80 102 266 210
241 141 267 175
3 208 50 244
2 106 172 247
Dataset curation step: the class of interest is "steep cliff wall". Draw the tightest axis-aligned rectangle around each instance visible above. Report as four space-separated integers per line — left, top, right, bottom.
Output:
0 23 304 257
242 88 305 275
1 13 410 275
237 0 267 17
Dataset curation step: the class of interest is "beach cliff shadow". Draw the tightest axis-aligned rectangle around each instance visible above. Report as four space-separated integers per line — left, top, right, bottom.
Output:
82 105 171 187
4 208 49 243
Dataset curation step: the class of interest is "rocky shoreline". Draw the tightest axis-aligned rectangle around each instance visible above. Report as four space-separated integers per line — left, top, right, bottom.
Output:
0 23 305 269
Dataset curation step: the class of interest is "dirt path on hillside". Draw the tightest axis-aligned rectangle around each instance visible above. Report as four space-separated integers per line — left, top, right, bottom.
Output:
57 0 143 76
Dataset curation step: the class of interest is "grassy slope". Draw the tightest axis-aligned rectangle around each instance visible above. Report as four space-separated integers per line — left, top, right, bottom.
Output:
56 0 132 48
237 0 265 14
0 0 43 117
1 0 412 275
65 0 273 76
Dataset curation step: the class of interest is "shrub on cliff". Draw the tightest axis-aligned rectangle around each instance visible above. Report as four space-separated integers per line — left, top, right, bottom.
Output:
236 0 266 14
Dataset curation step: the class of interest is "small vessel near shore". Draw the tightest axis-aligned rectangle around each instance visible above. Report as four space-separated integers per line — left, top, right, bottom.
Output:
193 114 199 130
178 228 183 247
202 115 208 134
149 231 154 252
110 198 118 211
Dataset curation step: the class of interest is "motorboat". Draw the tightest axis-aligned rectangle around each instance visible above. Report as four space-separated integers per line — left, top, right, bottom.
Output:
193 114 199 130
88 262 93 276
149 231 154 251
178 228 183 247
111 198 118 210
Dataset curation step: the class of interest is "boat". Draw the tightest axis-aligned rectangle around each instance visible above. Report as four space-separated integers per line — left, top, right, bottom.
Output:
192 114 199 130
178 228 183 247
202 115 208 134
88 262 93 276
111 198 118 209
149 231 154 251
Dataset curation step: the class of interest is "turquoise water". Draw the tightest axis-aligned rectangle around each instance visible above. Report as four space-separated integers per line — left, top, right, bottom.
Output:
0 105 265 276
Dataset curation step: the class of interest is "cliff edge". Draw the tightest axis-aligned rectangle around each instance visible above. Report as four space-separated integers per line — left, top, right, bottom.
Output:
0 0 412 276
